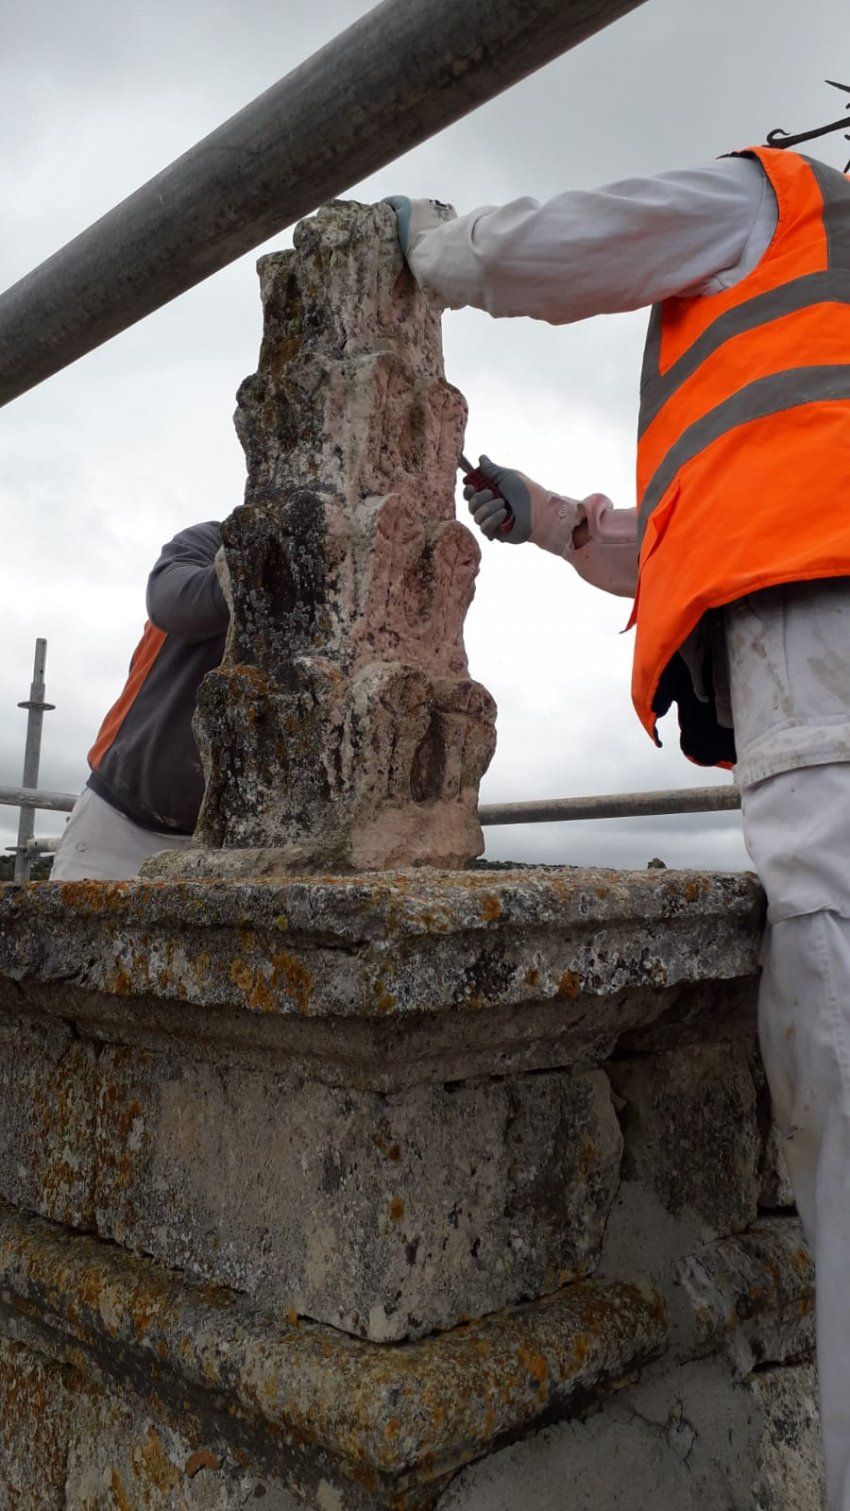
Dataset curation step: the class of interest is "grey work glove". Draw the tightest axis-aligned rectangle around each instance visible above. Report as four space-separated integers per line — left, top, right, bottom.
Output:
464 455 581 554
464 456 530 543
382 196 456 264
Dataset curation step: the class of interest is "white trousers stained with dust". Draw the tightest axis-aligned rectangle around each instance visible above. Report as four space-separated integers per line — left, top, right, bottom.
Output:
50 786 194 881
726 581 850 1510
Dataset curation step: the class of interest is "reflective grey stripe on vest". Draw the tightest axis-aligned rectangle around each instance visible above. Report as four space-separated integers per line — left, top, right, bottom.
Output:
802 155 850 268
639 270 850 435
638 365 850 540
638 156 850 541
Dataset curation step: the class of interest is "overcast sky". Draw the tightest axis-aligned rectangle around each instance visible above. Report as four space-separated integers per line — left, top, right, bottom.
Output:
1 0 846 872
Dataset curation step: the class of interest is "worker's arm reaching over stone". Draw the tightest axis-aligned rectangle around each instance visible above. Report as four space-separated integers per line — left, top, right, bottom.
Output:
147 524 229 640
389 157 774 600
392 156 775 317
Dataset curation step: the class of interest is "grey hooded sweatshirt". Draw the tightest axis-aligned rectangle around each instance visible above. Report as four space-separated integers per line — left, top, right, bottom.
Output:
86 522 228 833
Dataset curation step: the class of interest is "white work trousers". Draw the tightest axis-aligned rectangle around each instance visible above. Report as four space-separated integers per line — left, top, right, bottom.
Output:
725 581 850 1510
49 786 194 881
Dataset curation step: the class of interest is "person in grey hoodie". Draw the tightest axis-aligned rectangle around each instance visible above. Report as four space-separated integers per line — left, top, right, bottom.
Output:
51 522 228 881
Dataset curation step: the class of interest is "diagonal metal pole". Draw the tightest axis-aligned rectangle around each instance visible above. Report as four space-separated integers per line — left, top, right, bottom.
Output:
0 0 649 408
14 639 56 882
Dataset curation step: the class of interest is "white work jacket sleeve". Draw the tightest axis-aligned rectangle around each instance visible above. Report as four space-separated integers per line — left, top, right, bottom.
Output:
557 495 639 598
409 155 774 320
411 156 774 597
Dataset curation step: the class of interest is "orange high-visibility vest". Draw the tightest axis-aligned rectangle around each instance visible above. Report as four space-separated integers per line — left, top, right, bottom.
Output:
632 146 850 765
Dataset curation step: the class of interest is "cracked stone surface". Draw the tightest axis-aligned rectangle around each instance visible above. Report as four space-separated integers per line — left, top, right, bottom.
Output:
438 1358 825 1510
148 200 495 877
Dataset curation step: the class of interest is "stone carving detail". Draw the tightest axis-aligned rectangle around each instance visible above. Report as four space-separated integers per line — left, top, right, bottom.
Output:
191 201 496 872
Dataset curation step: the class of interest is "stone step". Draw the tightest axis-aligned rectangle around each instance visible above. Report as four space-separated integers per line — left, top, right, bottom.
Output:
0 1206 667 1509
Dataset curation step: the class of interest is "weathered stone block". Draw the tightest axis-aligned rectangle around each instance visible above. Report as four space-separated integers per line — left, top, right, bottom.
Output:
0 869 764 1094
94 1047 622 1340
675 1217 814 1371
0 1019 94 1228
750 1362 825 1511
609 1043 761 1239
154 199 496 876
0 1337 77 1508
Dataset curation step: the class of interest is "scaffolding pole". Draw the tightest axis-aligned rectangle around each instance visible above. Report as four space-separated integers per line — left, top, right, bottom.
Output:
13 640 56 882
478 786 741 826
0 0 648 407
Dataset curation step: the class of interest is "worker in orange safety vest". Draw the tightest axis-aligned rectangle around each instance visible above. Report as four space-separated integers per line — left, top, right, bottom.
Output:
388 137 850 1508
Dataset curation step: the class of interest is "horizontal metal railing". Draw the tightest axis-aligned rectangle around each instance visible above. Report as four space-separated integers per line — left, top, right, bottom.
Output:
478 785 740 826
0 785 76 814
2 781 741 860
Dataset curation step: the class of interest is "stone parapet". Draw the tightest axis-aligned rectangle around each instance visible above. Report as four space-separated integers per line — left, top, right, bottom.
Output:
0 865 822 1505
0 868 763 1341
0 866 763 1086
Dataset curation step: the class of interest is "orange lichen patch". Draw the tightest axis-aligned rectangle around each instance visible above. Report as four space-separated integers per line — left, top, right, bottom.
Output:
129 1286 160 1340
110 1469 132 1511
186 1447 222 1477
229 957 257 996
226 663 271 694
517 1345 548 1389
571 1332 591 1368
557 970 581 998
388 1197 405 1222
270 952 313 1014
0 1338 82 1500
373 1117 402 1164
225 949 314 1014
27 1039 96 1228
56 879 134 913
131 1425 182 1494
480 894 502 922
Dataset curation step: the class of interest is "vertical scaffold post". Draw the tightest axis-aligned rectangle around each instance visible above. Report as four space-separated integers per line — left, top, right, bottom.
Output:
14 639 56 882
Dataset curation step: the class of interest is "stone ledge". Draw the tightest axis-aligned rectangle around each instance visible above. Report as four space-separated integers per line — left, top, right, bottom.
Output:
676 1217 814 1370
0 1206 667 1503
0 868 763 1089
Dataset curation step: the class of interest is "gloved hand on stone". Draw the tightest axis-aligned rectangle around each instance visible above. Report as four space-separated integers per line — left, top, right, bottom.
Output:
382 196 457 263
213 544 233 614
464 455 582 552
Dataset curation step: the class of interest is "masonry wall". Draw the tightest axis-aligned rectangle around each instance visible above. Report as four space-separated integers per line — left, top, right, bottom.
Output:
0 866 824 1508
